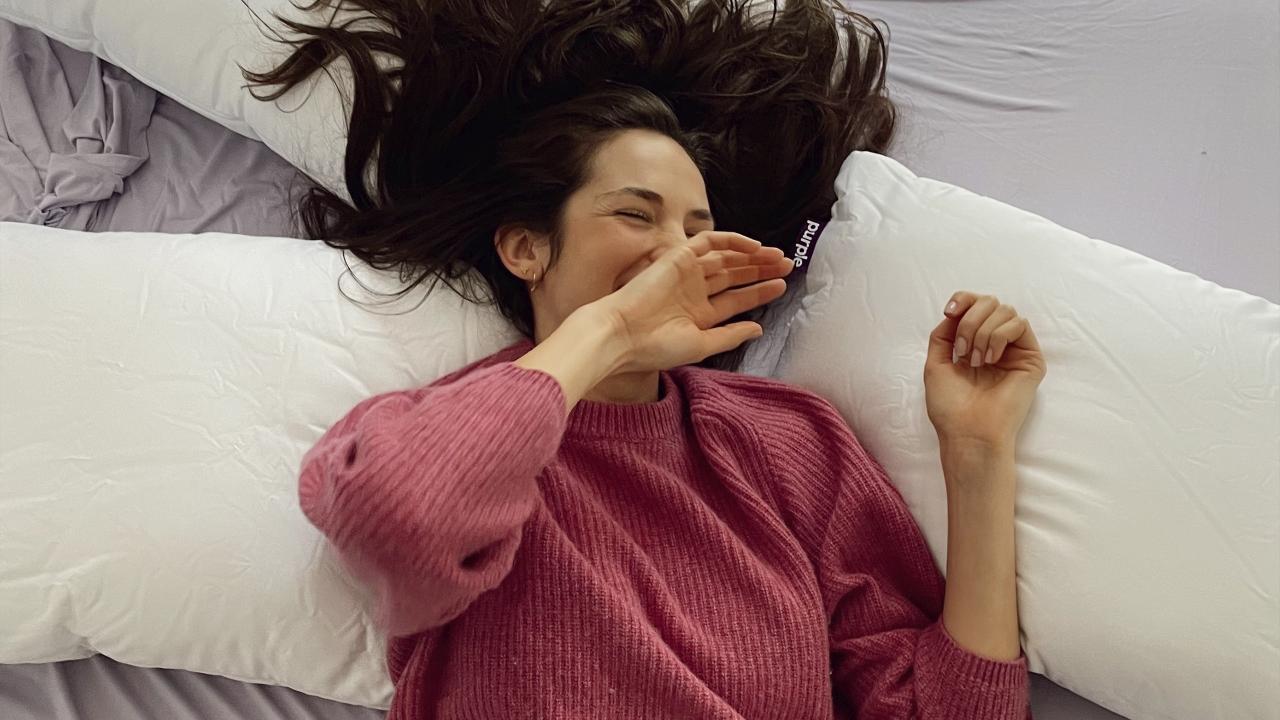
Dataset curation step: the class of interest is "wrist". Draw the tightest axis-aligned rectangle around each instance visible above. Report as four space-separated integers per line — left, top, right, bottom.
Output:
513 308 629 414
939 434 1014 462
939 438 1017 503
565 305 631 378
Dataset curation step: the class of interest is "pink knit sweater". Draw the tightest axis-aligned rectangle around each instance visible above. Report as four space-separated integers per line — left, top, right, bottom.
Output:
298 337 1032 719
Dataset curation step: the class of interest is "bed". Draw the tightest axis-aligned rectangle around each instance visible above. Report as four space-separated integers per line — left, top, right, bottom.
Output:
1 1 1275 719
0 655 1128 720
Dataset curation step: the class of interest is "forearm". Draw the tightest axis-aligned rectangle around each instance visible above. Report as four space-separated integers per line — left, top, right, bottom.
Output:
513 307 629 415
938 438 1022 662
298 358 570 636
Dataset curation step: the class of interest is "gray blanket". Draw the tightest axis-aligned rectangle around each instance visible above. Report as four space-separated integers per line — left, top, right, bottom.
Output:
0 20 305 236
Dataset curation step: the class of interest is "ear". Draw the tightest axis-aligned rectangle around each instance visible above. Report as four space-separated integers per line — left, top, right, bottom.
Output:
493 224 549 279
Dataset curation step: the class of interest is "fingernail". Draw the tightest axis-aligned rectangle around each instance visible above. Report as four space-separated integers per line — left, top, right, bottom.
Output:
970 349 982 367
985 348 993 364
955 336 967 357
946 301 957 314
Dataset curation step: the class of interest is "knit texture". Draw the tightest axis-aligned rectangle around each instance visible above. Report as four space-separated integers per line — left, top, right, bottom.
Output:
298 337 1032 719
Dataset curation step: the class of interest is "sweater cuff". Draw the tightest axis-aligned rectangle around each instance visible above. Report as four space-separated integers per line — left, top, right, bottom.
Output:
916 620 1031 720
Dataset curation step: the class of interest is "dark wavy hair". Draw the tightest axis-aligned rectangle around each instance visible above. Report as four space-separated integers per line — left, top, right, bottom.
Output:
240 0 895 372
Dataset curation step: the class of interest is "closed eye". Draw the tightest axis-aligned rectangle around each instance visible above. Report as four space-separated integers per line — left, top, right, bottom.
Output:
616 210 653 222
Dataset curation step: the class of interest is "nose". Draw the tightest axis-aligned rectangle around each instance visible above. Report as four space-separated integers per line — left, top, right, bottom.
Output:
614 227 690 292
654 225 689 254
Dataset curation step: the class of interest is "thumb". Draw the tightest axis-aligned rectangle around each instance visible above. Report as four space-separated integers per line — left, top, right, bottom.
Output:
926 315 961 366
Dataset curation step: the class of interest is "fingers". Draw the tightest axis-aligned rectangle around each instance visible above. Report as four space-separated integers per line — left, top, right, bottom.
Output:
704 250 793 295
945 295 994 365
699 247 788 275
699 246 786 273
967 303 1016 366
706 279 787 325
940 291 1039 367
688 230 763 257
985 317 1027 365
618 243 786 293
700 321 764 358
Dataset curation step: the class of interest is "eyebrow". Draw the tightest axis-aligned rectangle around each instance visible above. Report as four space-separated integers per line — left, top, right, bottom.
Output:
598 186 715 224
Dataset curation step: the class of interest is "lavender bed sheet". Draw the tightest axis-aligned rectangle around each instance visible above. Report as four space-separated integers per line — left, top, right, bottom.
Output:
0 655 384 720
0 19 305 237
0 653 1124 720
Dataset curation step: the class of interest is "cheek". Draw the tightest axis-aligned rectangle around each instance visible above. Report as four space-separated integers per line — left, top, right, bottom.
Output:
548 249 633 300
609 247 656 292
556 222 651 296
587 246 649 293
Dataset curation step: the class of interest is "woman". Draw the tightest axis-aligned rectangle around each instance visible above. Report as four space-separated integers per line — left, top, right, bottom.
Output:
248 1 1046 718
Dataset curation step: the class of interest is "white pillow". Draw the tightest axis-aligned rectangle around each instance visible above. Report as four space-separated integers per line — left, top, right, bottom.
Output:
0 222 530 708
0 0 357 200
776 152 1280 720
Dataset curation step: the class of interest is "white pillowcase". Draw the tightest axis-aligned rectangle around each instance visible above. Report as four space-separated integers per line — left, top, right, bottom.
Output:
0 223 530 708
776 152 1280 720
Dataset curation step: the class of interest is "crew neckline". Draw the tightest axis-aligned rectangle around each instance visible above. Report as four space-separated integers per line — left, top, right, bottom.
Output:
500 337 687 441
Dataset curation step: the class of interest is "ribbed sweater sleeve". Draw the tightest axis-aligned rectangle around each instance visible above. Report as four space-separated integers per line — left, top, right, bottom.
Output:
296 361 567 639
756 387 1032 720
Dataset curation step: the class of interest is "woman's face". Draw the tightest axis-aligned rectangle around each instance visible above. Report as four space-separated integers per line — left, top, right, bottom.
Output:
496 128 715 342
